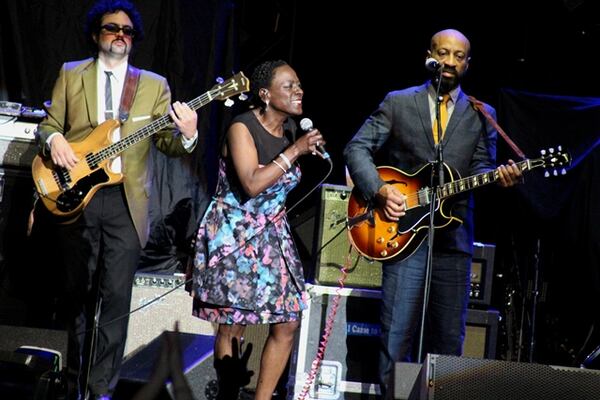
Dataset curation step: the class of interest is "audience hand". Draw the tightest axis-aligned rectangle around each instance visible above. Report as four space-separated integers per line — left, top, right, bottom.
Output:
132 321 195 400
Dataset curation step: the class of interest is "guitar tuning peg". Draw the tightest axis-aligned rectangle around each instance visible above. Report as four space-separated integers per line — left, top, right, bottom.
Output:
224 98 234 107
544 171 550 178
215 77 224 84
558 145 562 151
549 147 555 153
561 168 567 175
553 169 558 176
238 93 248 101
541 149 546 155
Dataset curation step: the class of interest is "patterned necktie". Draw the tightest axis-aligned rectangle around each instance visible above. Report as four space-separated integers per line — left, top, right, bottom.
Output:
104 71 114 120
433 94 450 144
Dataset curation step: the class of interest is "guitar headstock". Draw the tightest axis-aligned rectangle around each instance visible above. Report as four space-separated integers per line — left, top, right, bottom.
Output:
210 71 250 103
531 146 571 177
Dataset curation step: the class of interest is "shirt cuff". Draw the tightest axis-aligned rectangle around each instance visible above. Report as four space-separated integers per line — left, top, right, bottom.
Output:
181 130 198 152
45 132 61 151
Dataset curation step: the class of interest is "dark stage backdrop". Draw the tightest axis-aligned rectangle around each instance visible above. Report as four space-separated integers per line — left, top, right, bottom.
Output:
493 89 600 366
1 0 599 366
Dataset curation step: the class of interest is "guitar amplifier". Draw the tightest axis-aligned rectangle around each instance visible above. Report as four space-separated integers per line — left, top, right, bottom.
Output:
469 242 495 307
125 272 216 358
314 184 382 289
0 115 38 169
314 184 496 305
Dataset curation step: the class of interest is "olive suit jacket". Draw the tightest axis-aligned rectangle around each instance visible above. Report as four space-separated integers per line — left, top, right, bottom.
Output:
37 58 194 247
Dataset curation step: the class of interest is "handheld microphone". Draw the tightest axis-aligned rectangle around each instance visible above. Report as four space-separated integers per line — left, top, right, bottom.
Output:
425 57 442 72
300 118 330 160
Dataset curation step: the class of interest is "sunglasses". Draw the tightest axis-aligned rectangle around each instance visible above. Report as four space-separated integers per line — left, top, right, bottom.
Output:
100 23 136 38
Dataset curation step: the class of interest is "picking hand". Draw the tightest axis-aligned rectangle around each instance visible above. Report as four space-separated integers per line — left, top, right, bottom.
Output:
376 184 406 221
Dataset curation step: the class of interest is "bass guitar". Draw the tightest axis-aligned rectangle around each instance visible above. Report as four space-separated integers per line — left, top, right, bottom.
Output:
32 72 249 221
346 147 571 261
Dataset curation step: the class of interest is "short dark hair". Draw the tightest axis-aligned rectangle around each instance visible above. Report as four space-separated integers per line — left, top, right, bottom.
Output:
84 0 144 54
250 60 288 112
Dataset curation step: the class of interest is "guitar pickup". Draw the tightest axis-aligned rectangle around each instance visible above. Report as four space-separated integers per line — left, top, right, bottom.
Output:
417 188 431 205
53 168 72 189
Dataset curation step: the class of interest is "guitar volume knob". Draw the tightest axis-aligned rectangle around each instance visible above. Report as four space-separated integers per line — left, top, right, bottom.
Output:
377 237 385 244
380 250 388 257
387 226 395 233
389 241 399 249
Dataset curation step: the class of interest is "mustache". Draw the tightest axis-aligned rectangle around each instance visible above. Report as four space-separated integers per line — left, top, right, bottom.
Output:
111 38 127 46
441 67 457 75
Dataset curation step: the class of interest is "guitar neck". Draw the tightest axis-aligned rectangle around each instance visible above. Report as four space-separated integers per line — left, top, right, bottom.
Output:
95 91 214 163
438 159 531 199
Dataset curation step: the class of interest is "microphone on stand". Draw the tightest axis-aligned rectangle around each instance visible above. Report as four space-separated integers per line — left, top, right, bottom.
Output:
300 118 331 161
425 57 442 72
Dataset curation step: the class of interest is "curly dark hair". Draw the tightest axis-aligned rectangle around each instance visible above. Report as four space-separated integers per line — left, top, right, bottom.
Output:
250 60 288 113
84 0 144 54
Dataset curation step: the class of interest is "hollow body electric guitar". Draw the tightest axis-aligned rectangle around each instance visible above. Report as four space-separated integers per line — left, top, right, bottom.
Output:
347 147 571 261
32 72 249 221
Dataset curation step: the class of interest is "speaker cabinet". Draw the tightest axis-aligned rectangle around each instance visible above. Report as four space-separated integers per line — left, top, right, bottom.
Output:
314 184 382 288
393 362 422 400
125 275 275 395
118 327 272 399
0 325 68 400
464 308 498 359
413 354 600 400
0 325 68 368
125 272 216 358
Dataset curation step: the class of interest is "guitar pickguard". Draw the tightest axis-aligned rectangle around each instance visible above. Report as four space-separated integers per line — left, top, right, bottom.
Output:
56 169 110 212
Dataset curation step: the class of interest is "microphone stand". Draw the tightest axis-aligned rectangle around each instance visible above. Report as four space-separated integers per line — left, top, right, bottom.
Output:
417 67 445 363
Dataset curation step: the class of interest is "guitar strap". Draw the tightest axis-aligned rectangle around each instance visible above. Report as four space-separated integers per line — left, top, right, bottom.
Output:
118 65 141 123
468 95 526 160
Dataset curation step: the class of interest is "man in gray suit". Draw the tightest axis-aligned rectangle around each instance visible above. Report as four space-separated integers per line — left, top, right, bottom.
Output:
344 28 522 397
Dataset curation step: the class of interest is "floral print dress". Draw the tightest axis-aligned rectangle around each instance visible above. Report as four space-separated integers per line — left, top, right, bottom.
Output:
192 112 308 325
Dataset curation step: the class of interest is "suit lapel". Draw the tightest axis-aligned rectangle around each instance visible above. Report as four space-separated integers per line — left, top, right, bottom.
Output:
414 85 436 149
82 61 98 128
442 91 469 144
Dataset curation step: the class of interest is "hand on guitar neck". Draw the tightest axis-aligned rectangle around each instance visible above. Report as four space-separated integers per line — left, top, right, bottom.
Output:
497 159 524 187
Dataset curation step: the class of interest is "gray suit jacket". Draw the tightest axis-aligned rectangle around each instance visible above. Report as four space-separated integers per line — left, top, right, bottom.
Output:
344 82 497 254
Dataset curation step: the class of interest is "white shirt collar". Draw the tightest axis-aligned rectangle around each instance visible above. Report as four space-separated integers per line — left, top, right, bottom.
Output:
427 82 461 104
98 59 128 83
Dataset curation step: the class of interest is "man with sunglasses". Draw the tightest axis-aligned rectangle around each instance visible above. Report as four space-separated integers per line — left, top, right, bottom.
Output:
36 1 198 399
